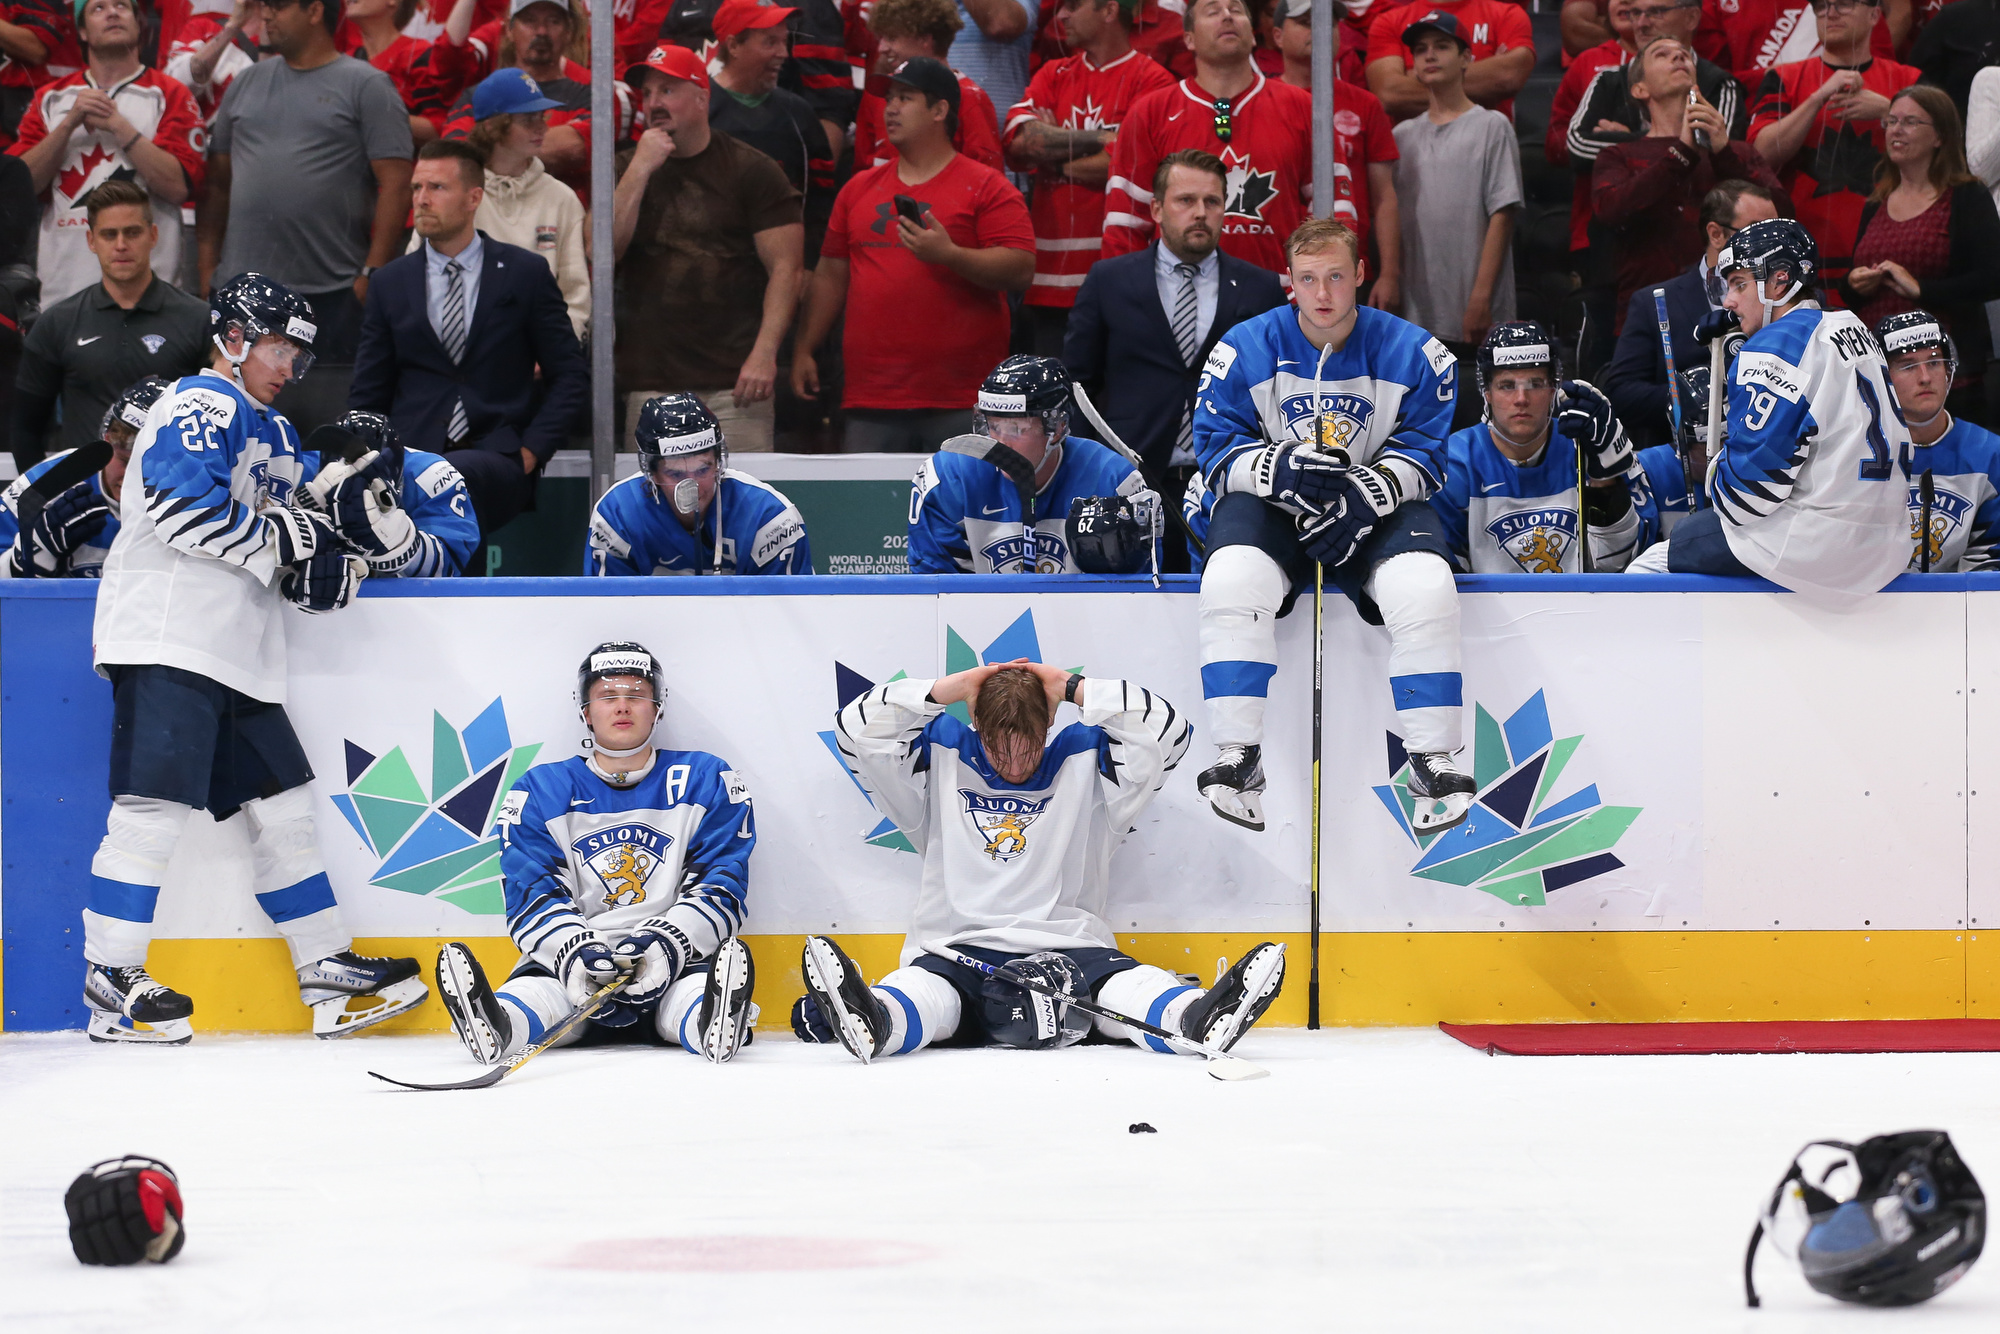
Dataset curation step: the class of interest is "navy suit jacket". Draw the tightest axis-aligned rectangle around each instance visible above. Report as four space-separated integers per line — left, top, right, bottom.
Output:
1602 265 1709 450
1064 244 1288 472
349 233 587 465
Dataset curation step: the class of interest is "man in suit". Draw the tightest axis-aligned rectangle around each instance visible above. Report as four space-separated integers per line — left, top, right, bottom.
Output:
1064 148 1287 569
350 138 588 538
1602 177 1778 447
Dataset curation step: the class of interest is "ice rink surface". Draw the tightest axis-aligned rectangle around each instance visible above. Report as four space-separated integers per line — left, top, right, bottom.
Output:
3 1027 1998 1333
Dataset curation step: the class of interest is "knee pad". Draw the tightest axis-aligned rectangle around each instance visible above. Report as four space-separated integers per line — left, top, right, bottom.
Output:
875 965 961 1055
1199 545 1289 620
1094 964 1199 1051
1367 551 1459 633
655 972 709 1051
241 786 324 882
92 796 195 886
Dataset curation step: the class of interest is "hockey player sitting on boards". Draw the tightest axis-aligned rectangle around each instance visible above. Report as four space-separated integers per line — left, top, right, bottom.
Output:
0 375 166 579
798 658 1286 1060
436 643 759 1065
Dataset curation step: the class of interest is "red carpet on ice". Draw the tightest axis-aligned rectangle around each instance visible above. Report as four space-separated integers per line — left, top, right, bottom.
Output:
1439 1020 2000 1056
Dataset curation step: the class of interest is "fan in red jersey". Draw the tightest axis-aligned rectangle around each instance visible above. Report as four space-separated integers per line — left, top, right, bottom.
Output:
852 0 1005 172
159 0 257 127
1364 0 1532 120
340 0 449 141
1695 0 1895 94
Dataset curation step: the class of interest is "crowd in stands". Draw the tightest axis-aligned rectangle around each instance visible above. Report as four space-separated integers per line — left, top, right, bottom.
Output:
8 0 2000 576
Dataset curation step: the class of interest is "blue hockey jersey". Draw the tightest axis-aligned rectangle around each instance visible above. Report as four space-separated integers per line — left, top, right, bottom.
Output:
301 447 479 577
907 435 1149 574
1194 303 1456 504
1635 443 1697 557
1429 424 1646 573
586 469 811 576
1905 416 2000 572
0 450 123 577
497 751 754 971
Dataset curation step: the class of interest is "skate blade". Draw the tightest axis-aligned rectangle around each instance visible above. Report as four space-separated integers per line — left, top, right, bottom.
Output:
802 938 874 1065
436 947 503 1065
86 1011 193 1045
1410 790 1474 833
312 976 428 1039
701 940 754 1065
1204 942 1287 1054
1201 784 1266 832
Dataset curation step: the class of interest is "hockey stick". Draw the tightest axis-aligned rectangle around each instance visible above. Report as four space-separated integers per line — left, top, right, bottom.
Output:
1920 469 1935 573
939 434 1039 573
367 971 630 1092
1308 559 1323 1029
1067 384 1163 587
924 943 1271 1080
14 439 114 538
1654 288 1700 515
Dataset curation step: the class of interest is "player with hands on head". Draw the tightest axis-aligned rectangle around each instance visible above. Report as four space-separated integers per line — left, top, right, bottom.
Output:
801 656 1286 1062
300 410 479 578
1874 310 2000 572
436 643 760 1066
0 375 168 580
83 271 424 1045
1188 217 1473 834
587 393 812 576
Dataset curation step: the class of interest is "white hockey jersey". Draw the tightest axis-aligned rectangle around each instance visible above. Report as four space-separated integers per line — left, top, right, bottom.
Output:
834 676 1191 962
1711 303 1910 607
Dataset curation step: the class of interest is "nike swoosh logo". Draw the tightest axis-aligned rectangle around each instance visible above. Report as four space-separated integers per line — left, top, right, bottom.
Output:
77 336 102 346
1479 482 1507 493
1277 359 1299 367
982 504 1007 516
570 798 593 807
1166 110 1182 121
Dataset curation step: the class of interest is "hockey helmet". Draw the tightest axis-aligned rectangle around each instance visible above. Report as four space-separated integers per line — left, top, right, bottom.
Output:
208 272 317 380
1716 218 1820 313
1873 309 1959 385
99 375 172 441
1475 321 1562 397
1669 365 1722 449
576 641 667 718
310 410 407 503
974 355 1072 443
1747 1131 1984 1308
1067 493 1157 575
981 952 1091 1050
635 392 725 518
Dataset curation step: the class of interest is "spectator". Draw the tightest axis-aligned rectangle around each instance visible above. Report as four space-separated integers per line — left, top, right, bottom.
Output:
854 0 1005 173
349 138 587 536
1962 64 2000 420
1602 176 1779 443
1391 10 1518 421
162 0 258 128
11 180 207 468
1064 148 1287 569
1561 0 1614 56
1003 0 1174 354
340 0 445 143
1695 0 1897 94
200 0 415 371
776 0 859 156
1033 0 1195 78
1549 0 1639 369
1844 86 2000 419
1748 0 1917 284
951 0 1036 116
0 154 26 460
613 44 803 454
705 0 836 266
1908 0 2000 122
1103 0 1318 274
1 0 81 149
1365 0 1531 122
1592 38 1779 328
792 56 1034 451
1569 0 1747 167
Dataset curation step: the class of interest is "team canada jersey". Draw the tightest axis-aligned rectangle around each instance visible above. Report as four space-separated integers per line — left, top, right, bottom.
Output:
162 14 255 125
1905 416 2000 572
1695 0 1895 92
6 68 207 309
834 675 1192 963
497 751 753 973
907 436 1149 574
93 369 310 702
0 451 121 577
1429 424 1646 572
300 447 478 577
1003 49 1175 309
586 469 812 576
1711 302 1910 605
1194 303 1456 506
1104 73 1334 275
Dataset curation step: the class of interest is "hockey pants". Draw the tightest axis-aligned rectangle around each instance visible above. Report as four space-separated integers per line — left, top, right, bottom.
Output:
867 963 1199 1056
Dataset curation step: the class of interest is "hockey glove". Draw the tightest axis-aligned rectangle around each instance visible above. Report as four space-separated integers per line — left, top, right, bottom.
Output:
1555 380 1635 480
314 452 418 571
10 483 111 577
264 503 336 567
552 930 627 1011
1297 462 1401 568
611 915 696 1007
790 993 838 1043
280 544 365 614
1693 308 1741 345
65 1156 186 1266
1247 440 1351 515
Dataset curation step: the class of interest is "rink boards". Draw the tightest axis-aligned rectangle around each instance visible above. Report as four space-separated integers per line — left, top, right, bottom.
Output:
2 572 1997 1032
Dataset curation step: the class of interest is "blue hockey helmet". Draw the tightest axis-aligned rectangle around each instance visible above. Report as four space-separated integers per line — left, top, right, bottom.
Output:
208 272 318 380
100 375 172 441
980 952 1091 1050
1873 309 1959 385
1475 321 1562 397
975 355 1072 442
1717 218 1820 313
1067 493 1157 575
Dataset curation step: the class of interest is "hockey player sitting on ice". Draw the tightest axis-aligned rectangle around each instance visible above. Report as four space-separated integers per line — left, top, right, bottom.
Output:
797 658 1286 1061
298 411 480 578
1624 218 1910 604
586 394 812 576
84 273 425 1045
1429 322 1650 574
907 355 1160 574
1873 311 2000 573
0 375 166 579
1190 217 1472 835
435 643 759 1065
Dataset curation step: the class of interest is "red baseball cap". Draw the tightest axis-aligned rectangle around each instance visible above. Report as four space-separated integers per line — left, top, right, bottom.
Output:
713 0 796 41
625 42 710 90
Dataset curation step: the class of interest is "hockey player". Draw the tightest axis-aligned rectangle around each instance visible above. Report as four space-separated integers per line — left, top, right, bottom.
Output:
1429 322 1648 574
436 643 758 1064
799 658 1285 1060
907 355 1159 574
85 273 425 1044
1875 310 2000 572
1190 217 1473 834
587 394 812 576
1640 218 1910 606
0 376 167 579
300 411 480 578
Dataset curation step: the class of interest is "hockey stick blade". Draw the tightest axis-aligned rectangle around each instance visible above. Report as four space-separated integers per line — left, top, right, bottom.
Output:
367 971 629 1092
15 439 114 536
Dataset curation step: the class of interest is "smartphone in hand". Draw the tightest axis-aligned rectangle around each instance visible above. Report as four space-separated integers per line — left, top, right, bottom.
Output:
894 194 926 226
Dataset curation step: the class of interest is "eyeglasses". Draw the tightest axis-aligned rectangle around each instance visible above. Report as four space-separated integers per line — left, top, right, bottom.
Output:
1212 96 1232 144
1881 115 1934 130
1630 6 1682 20
1808 0 1867 14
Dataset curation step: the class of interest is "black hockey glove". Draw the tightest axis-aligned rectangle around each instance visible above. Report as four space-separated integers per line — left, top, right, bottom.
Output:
1297 462 1402 568
279 544 365 614
1248 440 1351 515
312 451 418 570
264 503 336 567
1555 380 1635 480
791 993 838 1043
10 483 111 577
65 1156 186 1266
1694 308 1741 345
612 915 696 1007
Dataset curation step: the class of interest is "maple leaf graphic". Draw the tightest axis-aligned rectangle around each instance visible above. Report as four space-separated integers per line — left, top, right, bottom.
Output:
1805 124 1882 199
58 143 116 207
1225 162 1279 221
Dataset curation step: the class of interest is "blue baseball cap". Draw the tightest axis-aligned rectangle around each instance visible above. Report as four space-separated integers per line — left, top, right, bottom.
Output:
1401 10 1468 47
472 68 564 121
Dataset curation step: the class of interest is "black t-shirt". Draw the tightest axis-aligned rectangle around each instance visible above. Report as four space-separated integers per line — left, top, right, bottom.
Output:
706 84 834 266
1911 0 2000 119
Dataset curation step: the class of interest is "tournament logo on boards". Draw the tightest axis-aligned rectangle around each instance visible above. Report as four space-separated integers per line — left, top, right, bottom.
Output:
1908 483 1972 570
570 825 675 907
1278 392 1372 451
1372 690 1639 905
959 790 1049 862
1485 508 1579 574
331 699 544 914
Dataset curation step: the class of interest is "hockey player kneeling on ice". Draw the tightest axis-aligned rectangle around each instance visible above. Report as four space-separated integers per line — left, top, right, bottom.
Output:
1189 217 1472 835
907 355 1161 574
797 659 1285 1061
1430 323 1651 574
0 375 166 579
586 394 811 576
1625 219 1910 604
436 643 758 1065
84 273 424 1045
1873 311 2000 572
300 411 480 578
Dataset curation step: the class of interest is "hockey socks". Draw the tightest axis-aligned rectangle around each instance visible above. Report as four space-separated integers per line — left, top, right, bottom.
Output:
1197 546 1288 748
84 796 193 969
1366 552 1463 756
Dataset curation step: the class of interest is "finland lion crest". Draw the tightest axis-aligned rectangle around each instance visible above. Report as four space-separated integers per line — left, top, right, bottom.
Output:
1486 507 1579 574
960 790 1050 863
571 824 676 907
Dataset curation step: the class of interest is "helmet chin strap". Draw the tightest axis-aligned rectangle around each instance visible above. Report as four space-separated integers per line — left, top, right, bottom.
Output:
214 332 250 390
588 746 657 786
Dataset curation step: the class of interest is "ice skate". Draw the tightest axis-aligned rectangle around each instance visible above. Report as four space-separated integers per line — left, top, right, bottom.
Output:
697 937 757 1064
435 942 511 1064
299 950 428 1039
1198 743 1266 831
800 935 889 1063
1179 942 1286 1053
1407 751 1476 833
84 963 194 1045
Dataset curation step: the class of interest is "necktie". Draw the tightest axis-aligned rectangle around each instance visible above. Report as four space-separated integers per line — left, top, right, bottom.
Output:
1172 262 1200 460
442 258 469 444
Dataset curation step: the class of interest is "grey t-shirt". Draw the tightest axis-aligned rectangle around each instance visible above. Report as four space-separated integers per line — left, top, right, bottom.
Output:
211 55 413 294
1392 105 1522 343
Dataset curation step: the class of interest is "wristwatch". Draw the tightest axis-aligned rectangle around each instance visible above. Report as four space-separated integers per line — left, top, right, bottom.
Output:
1064 673 1085 704
359 266 378 278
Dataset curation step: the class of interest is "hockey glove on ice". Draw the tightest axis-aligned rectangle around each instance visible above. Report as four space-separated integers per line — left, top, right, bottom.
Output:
65 1156 186 1266
9 483 111 577
1297 462 1401 568
612 915 696 1007
1555 380 1635 480
552 930 627 1011
1247 440 1351 515
1694 308 1741 345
